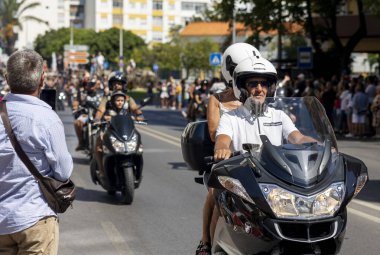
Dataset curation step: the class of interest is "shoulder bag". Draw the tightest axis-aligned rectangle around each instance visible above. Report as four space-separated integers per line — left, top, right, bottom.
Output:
0 100 76 213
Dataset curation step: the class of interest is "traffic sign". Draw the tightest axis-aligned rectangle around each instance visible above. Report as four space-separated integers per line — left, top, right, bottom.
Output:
298 47 313 69
64 44 89 65
209 53 222 66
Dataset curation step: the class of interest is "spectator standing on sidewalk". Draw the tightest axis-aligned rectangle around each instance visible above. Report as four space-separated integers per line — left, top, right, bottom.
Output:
352 83 369 137
371 86 380 138
0 49 73 254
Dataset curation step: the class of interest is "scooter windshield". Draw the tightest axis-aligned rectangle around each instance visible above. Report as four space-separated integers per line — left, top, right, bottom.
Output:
244 96 338 186
110 115 135 140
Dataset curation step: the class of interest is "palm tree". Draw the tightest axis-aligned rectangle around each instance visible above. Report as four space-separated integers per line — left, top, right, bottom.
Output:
0 0 48 55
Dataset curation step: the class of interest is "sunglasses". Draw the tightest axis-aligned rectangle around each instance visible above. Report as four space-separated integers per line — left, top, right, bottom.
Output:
245 80 271 89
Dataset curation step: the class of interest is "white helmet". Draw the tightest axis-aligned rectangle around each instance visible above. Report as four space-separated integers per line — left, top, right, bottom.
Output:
232 55 277 101
221 43 261 86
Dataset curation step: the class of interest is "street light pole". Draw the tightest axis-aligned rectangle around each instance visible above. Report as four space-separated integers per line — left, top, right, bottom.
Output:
119 26 123 72
232 1 236 44
70 20 74 46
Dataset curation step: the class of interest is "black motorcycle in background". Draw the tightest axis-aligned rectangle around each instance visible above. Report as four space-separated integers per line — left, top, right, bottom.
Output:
182 97 369 255
90 97 150 204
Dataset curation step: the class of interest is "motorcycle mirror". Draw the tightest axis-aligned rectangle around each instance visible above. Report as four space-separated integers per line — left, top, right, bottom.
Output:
139 97 152 108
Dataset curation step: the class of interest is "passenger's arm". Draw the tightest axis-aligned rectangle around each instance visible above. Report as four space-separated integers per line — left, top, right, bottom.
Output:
207 95 220 142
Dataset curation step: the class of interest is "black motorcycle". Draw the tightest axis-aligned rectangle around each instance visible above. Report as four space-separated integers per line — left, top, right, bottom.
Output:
182 97 369 255
90 97 150 204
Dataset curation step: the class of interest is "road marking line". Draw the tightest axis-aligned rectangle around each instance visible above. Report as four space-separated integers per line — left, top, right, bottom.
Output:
348 208 380 224
137 125 181 143
352 199 380 212
138 127 181 148
101 221 134 255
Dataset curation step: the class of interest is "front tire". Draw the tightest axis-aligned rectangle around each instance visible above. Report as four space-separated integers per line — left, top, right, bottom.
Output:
121 167 135 204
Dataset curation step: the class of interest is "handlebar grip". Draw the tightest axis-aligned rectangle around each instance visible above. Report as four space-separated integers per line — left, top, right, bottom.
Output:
204 156 214 166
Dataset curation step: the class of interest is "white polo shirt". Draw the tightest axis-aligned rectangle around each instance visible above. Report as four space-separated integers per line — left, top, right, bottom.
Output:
216 105 298 151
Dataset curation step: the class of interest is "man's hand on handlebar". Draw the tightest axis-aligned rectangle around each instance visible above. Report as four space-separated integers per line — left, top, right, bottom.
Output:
214 148 232 161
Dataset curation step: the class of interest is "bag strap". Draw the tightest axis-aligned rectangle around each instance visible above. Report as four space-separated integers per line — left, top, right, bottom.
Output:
0 100 44 180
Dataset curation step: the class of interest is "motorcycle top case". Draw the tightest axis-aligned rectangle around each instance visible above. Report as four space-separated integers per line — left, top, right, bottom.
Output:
181 120 214 172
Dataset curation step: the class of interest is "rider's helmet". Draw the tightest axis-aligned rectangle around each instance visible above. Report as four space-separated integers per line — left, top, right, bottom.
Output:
108 71 127 92
232 55 277 101
221 43 262 88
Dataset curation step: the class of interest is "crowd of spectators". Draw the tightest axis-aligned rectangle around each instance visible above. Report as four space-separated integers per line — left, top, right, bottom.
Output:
277 73 380 138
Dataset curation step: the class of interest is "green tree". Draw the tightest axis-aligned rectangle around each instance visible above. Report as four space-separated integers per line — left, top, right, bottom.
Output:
181 39 220 78
0 0 48 55
34 27 146 66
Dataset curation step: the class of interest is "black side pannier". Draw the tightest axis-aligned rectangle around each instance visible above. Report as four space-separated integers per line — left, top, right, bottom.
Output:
181 121 214 174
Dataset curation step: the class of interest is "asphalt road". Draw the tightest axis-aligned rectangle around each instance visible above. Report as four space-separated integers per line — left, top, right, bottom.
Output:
57 105 380 255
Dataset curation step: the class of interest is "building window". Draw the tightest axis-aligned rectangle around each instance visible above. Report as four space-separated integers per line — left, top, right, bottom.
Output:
152 0 163 10
101 14 108 25
181 2 206 12
140 18 147 26
152 32 163 41
152 16 163 26
113 0 123 8
128 17 136 26
128 2 135 8
168 3 175 10
113 14 123 25
141 3 147 10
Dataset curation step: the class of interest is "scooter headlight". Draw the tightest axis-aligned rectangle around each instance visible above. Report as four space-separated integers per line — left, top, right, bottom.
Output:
218 176 254 204
110 135 125 152
259 182 345 220
126 133 138 152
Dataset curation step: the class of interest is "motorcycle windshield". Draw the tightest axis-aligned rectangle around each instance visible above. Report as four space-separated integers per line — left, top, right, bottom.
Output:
245 96 338 186
110 115 135 140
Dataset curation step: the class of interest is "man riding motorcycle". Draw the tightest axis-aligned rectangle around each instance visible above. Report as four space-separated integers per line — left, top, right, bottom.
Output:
94 72 144 182
73 77 102 151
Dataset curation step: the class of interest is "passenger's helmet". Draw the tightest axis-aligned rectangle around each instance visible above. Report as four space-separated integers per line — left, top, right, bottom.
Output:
108 71 127 91
110 91 127 109
200 79 209 87
221 43 261 87
232 55 277 102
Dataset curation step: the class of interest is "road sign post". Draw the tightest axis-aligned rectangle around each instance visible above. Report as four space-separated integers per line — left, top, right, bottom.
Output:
64 44 89 69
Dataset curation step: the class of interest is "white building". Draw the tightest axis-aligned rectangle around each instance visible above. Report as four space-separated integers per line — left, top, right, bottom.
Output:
15 0 85 50
84 0 211 43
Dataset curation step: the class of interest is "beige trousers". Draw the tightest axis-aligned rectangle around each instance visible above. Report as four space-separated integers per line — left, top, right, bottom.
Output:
0 216 59 255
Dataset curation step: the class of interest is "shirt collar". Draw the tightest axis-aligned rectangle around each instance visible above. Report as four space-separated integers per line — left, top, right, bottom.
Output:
3 92 52 109
238 105 272 120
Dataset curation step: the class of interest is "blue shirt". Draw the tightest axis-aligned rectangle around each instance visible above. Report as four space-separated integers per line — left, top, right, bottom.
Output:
0 93 73 234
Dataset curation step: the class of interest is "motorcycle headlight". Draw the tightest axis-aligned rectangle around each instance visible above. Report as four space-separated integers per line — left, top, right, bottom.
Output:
126 133 138 152
259 182 345 220
110 135 125 152
218 176 254 204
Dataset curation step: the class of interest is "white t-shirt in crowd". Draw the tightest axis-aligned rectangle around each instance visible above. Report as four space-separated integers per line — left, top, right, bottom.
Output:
216 106 298 151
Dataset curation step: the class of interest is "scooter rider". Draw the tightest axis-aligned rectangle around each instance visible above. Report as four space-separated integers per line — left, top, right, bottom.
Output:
94 72 144 182
73 77 101 151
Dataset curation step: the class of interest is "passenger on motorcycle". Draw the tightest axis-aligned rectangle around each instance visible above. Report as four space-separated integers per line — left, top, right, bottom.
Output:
94 72 144 182
196 42 262 255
